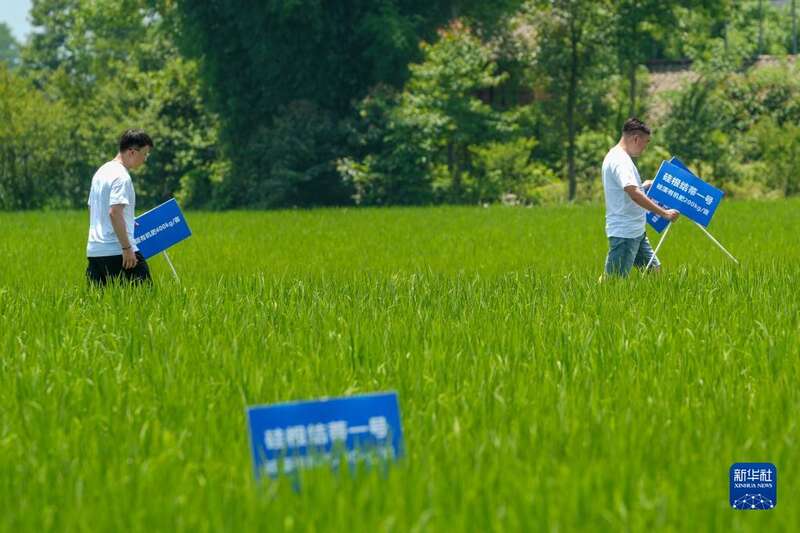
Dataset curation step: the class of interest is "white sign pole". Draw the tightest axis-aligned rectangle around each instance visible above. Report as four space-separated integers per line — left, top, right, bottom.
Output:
162 250 180 282
646 221 672 270
693 221 739 265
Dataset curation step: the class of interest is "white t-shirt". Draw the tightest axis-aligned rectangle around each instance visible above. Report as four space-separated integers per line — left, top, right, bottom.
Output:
602 145 645 238
86 160 137 257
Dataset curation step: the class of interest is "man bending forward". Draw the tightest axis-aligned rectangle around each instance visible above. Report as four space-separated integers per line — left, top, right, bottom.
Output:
602 118 679 277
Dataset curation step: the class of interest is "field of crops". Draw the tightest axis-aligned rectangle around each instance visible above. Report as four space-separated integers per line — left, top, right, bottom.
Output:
2 201 798 532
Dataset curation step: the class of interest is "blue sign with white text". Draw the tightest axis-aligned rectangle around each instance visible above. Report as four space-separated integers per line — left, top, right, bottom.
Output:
730 463 777 510
646 157 693 232
645 196 670 233
247 391 404 480
647 160 724 228
133 198 192 259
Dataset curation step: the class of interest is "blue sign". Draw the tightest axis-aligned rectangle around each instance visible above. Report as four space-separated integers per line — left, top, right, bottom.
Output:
645 197 670 233
645 157 693 233
647 160 724 227
668 156 691 172
247 391 404 480
647 158 692 232
133 198 192 259
730 463 777 510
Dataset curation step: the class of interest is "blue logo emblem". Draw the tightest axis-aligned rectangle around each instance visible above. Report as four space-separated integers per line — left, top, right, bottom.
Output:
730 463 777 510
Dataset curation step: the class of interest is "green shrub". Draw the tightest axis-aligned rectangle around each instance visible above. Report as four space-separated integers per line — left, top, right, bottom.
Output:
573 131 615 202
468 137 559 204
747 116 800 197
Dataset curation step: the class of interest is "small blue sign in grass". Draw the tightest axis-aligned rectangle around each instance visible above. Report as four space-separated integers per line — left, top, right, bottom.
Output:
133 198 192 259
730 463 777 510
247 391 404 480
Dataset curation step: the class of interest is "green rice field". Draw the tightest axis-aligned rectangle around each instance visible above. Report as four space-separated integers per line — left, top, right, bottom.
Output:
1 200 799 532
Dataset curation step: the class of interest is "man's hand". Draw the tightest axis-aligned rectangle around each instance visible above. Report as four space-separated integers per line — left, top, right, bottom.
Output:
122 248 138 270
662 209 680 222
624 185 682 223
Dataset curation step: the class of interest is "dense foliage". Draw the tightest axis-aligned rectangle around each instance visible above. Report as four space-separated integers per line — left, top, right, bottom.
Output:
0 23 18 68
0 0 799 208
1 0 218 209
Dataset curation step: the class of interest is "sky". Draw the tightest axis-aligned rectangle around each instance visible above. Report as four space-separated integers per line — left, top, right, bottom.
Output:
1 0 33 42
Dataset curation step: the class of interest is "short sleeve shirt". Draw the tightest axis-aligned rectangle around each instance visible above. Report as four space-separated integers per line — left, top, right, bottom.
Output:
86 160 137 257
602 145 645 238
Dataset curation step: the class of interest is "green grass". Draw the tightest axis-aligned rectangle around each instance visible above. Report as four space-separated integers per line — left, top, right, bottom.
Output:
1 200 799 532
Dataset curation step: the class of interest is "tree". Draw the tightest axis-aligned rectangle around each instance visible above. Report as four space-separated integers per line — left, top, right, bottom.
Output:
172 0 522 207
0 23 19 68
19 0 219 208
0 65 73 208
399 22 509 201
758 0 765 54
526 0 614 201
611 1 679 117
608 1 730 118
793 0 798 55
751 117 800 196
339 22 512 205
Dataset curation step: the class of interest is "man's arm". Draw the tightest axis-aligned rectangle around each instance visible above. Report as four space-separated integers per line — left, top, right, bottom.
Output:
109 204 138 269
624 185 680 221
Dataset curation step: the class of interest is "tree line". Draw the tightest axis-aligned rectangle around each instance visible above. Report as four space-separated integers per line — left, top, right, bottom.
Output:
0 0 798 210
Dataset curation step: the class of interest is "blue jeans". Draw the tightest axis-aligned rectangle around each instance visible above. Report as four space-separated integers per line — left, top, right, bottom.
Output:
604 233 660 277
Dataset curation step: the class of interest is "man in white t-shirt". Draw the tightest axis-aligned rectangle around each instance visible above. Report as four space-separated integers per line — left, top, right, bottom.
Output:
86 129 154 285
602 118 679 277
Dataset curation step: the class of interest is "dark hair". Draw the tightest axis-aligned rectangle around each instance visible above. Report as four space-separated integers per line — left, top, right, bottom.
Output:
119 129 154 152
622 117 651 136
